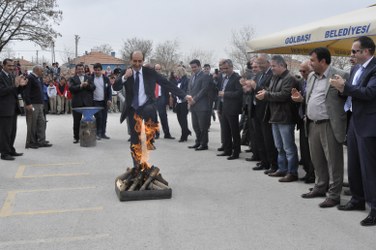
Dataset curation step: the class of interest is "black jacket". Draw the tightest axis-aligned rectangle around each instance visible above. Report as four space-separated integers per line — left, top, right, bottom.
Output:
69 75 96 108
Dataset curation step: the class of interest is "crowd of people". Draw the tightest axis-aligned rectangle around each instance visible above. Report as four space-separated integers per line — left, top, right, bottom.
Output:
1 35 375 227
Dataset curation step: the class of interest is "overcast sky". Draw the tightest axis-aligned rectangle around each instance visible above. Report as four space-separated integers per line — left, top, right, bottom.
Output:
7 0 376 64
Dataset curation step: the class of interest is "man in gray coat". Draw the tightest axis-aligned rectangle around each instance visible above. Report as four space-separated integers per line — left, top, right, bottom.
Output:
187 59 212 151
299 47 348 208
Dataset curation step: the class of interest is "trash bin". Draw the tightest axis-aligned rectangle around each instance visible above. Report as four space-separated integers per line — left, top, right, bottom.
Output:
72 107 103 147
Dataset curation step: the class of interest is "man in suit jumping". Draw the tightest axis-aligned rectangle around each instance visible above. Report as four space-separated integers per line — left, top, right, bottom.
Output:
331 36 376 226
113 51 191 167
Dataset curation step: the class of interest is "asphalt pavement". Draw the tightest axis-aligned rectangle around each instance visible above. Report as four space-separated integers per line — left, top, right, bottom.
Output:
0 111 374 250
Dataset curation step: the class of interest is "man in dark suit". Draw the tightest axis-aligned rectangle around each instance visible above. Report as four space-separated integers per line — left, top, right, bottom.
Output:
0 59 28 160
248 55 278 172
216 59 243 160
113 51 190 167
69 64 96 143
330 36 376 226
23 65 52 149
187 59 212 151
89 63 112 140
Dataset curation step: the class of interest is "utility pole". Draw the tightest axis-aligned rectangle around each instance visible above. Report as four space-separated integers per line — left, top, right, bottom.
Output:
36 50 39 64
75 35 80 58
51 41 55 63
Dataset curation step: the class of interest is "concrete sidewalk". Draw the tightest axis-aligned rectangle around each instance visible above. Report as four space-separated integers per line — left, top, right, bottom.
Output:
0 111 374 250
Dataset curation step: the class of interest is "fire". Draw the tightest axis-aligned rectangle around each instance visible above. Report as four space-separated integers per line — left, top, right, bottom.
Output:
131 114 159 171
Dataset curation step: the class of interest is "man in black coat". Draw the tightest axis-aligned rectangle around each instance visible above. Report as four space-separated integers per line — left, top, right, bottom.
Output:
216 59 243 160
69 64 96 143
113 51 191 167
0 59 28 160
23 65 52 149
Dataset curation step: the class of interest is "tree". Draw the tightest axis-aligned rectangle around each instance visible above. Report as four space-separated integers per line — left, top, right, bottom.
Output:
121 37 153 61
0 43 15 60
0 0 63 53
227 26 255 72
331 56 351 71
92 44 113 55
183 49 214 67
153 39 180 74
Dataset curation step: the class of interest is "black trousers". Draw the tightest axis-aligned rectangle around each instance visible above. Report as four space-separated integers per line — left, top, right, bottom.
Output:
93 100 108 137
156 95 171 137
176 102 190 139
221 113 241 155
72 110 82 141
191 109 211 147
347 117 376 214
0 115 17 155
254 113 277 168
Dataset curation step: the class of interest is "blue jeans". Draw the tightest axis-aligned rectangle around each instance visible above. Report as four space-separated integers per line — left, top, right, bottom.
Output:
271 123 299 175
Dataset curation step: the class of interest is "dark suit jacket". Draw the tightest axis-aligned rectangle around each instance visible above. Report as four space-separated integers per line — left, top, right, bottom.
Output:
218 72 243 115
343 57 376 137
113 66 186 123
69 75 96 108
0 71 21 116
88 74 112 103
23 73 44 105
188 71 211 112
253 68 273 120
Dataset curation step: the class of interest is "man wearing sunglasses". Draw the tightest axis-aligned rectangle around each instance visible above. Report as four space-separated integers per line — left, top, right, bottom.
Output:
330 36 376 226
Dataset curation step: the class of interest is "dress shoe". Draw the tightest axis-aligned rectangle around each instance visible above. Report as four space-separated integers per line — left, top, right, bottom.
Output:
73 139 79 144
26 143 39 149
227 154 239 160
164 135 175 139
101 135 110 139
264 168 276 175
147 144 156 150
38 143 52 147
319 198 340 208
245 156 259 162
217 152 231 156
10 152 23 157
188 144 200 149
1 154 15 161
268 171 286 177
360 214 376 226
195 146 208 151
252 164 268 171
96 136 101 140
337 201 365 211
178 138 187 142
217 146 224 151
301 190 326 198
278 174 298 182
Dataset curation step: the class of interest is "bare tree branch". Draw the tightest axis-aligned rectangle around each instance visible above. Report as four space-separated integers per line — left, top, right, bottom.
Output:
121 37 153 61
227 25 255 72
153 39 180 74
0 0 62 53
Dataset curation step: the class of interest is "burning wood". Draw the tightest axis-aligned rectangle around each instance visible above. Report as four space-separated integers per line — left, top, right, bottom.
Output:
115 165 170 192
115 114 172 201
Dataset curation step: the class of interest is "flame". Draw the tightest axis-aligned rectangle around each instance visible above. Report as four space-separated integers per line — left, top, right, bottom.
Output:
131 114 159 171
